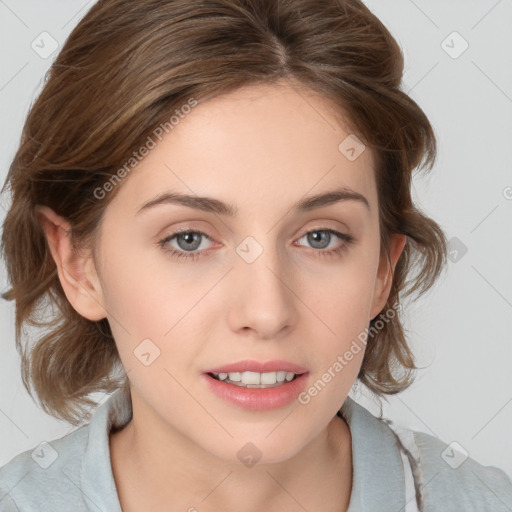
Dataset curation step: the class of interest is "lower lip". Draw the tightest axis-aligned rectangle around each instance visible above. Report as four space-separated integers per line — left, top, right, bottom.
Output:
202 373 309 411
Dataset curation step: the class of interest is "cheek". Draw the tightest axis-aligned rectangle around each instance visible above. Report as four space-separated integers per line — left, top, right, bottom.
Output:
98 244 214 378
309 287 369 379
297 289 369 417
98 237 179 331
300 246 378 387
309 253 379 335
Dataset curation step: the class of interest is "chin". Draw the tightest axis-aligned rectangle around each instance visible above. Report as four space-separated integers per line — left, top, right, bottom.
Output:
202 432 308 467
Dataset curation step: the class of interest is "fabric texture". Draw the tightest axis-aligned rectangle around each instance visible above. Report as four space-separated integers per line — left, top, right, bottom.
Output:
1 387 511 511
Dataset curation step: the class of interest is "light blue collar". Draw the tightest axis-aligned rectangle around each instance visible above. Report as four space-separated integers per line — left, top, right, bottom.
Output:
340 396 406 511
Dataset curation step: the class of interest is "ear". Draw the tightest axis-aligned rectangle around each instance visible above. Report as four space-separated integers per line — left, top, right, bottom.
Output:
369 233 407 321
36 205 107 321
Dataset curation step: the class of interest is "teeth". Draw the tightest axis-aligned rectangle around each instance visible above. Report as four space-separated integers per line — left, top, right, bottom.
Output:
260 372 276 385
242 371 261 385
213 371 297 387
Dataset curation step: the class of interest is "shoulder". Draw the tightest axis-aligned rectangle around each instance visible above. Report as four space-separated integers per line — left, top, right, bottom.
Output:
345 397 512 511
0 388 129 512
398 426 512 511
0 425 90 511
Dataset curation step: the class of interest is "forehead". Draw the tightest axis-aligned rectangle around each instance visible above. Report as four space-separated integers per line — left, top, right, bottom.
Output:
108 82 377 217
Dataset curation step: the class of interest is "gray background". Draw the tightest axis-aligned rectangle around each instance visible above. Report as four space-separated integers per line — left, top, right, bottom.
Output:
1 0 511 480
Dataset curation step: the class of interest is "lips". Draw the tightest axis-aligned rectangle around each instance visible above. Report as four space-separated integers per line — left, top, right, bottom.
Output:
203 371 309 410
203 359 309 375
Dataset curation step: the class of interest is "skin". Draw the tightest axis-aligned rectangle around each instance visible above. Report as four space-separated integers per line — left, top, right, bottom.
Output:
38 80 406 512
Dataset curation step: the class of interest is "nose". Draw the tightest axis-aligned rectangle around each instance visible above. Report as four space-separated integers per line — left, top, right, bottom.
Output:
227 240 298 339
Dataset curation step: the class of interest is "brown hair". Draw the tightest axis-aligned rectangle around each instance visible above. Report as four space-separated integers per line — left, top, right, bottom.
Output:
1 0 447 425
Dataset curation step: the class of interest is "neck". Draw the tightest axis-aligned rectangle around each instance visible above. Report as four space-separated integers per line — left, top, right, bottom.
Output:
110 396 353 512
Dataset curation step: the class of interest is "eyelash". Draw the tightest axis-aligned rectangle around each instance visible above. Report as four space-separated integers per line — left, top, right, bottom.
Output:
157 228 355 262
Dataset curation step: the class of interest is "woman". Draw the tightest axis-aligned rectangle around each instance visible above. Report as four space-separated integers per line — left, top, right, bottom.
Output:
1 0 511 510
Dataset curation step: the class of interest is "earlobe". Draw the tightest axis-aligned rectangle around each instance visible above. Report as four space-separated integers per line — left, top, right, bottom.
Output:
369 234 407 321
36 205 107 321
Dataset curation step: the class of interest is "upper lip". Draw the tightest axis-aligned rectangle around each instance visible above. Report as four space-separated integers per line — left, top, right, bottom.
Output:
204 360 308 375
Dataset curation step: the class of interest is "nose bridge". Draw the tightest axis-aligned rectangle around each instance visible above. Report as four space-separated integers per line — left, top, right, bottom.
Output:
229 232 296 335
235 233 288 294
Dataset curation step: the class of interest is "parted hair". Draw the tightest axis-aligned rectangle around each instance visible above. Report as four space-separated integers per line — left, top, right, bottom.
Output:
1 0 447 425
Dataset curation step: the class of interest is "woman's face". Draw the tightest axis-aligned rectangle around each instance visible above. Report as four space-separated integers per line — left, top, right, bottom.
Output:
91 81 400 463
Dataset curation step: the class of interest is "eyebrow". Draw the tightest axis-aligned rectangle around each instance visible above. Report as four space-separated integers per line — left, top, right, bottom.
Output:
135 187 370 217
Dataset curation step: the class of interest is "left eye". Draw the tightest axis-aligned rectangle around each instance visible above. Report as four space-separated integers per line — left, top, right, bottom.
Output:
158 228 354 261
158 230 213 259
296 228 352 251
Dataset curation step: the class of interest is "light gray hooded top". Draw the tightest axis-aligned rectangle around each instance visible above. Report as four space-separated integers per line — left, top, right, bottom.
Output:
1 387 511 511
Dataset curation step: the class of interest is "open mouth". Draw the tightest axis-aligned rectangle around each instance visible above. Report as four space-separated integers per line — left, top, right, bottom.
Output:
207 371 302 389
203 366 310 410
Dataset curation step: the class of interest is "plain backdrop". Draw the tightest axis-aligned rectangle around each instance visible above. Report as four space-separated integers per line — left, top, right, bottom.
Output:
1 0 511 480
